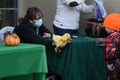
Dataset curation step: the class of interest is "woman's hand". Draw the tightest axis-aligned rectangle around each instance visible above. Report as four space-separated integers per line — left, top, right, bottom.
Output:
42 33 51 38
69 1 79 7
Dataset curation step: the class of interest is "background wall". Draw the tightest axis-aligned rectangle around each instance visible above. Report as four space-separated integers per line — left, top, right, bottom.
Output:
18 0 120 34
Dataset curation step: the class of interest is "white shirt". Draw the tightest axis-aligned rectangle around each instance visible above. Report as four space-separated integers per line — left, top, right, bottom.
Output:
53 0 94 30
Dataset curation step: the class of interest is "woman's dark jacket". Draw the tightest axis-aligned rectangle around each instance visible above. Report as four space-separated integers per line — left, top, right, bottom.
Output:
14 20 53 47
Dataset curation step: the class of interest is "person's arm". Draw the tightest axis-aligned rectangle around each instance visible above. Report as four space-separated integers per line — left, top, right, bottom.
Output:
17 24 53 47
74 2 94 13
38 24 52 38
81 2 94 13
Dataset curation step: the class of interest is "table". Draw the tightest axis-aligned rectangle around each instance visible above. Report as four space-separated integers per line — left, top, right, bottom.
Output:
0 43 47 80
46 37 108 80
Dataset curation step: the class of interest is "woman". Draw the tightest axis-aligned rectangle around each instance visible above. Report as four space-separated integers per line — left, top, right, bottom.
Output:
14 7 55 47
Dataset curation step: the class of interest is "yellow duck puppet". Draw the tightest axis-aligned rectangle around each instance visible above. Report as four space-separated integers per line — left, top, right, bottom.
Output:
52 33 71 52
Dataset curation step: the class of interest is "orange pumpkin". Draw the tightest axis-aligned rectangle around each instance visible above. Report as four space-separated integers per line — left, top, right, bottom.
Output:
4 33 20 46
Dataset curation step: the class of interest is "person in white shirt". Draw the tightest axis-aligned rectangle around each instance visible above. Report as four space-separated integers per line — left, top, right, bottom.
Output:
53 0 95 35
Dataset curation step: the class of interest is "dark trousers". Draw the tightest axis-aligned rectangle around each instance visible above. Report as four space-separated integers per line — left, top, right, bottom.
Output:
53 24 79 36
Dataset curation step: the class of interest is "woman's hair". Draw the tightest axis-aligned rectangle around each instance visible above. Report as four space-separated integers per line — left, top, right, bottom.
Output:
24 7 43 21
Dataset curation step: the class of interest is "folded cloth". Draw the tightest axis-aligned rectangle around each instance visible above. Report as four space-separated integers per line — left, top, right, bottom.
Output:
96 38 105 46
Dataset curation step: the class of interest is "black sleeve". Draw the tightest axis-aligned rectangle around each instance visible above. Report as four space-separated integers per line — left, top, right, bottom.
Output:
38 24 52 37
14 24 53 47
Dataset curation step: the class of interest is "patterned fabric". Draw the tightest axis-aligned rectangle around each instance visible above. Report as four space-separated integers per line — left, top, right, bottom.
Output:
105 31 120 64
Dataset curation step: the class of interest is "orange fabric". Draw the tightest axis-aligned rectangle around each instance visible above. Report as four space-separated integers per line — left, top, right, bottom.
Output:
103 13 120 31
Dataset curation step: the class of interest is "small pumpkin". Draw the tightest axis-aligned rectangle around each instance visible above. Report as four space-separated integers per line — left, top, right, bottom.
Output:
4 33 20 46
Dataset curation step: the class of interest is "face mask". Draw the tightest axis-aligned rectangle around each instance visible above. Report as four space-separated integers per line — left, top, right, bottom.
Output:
35 18 42 27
